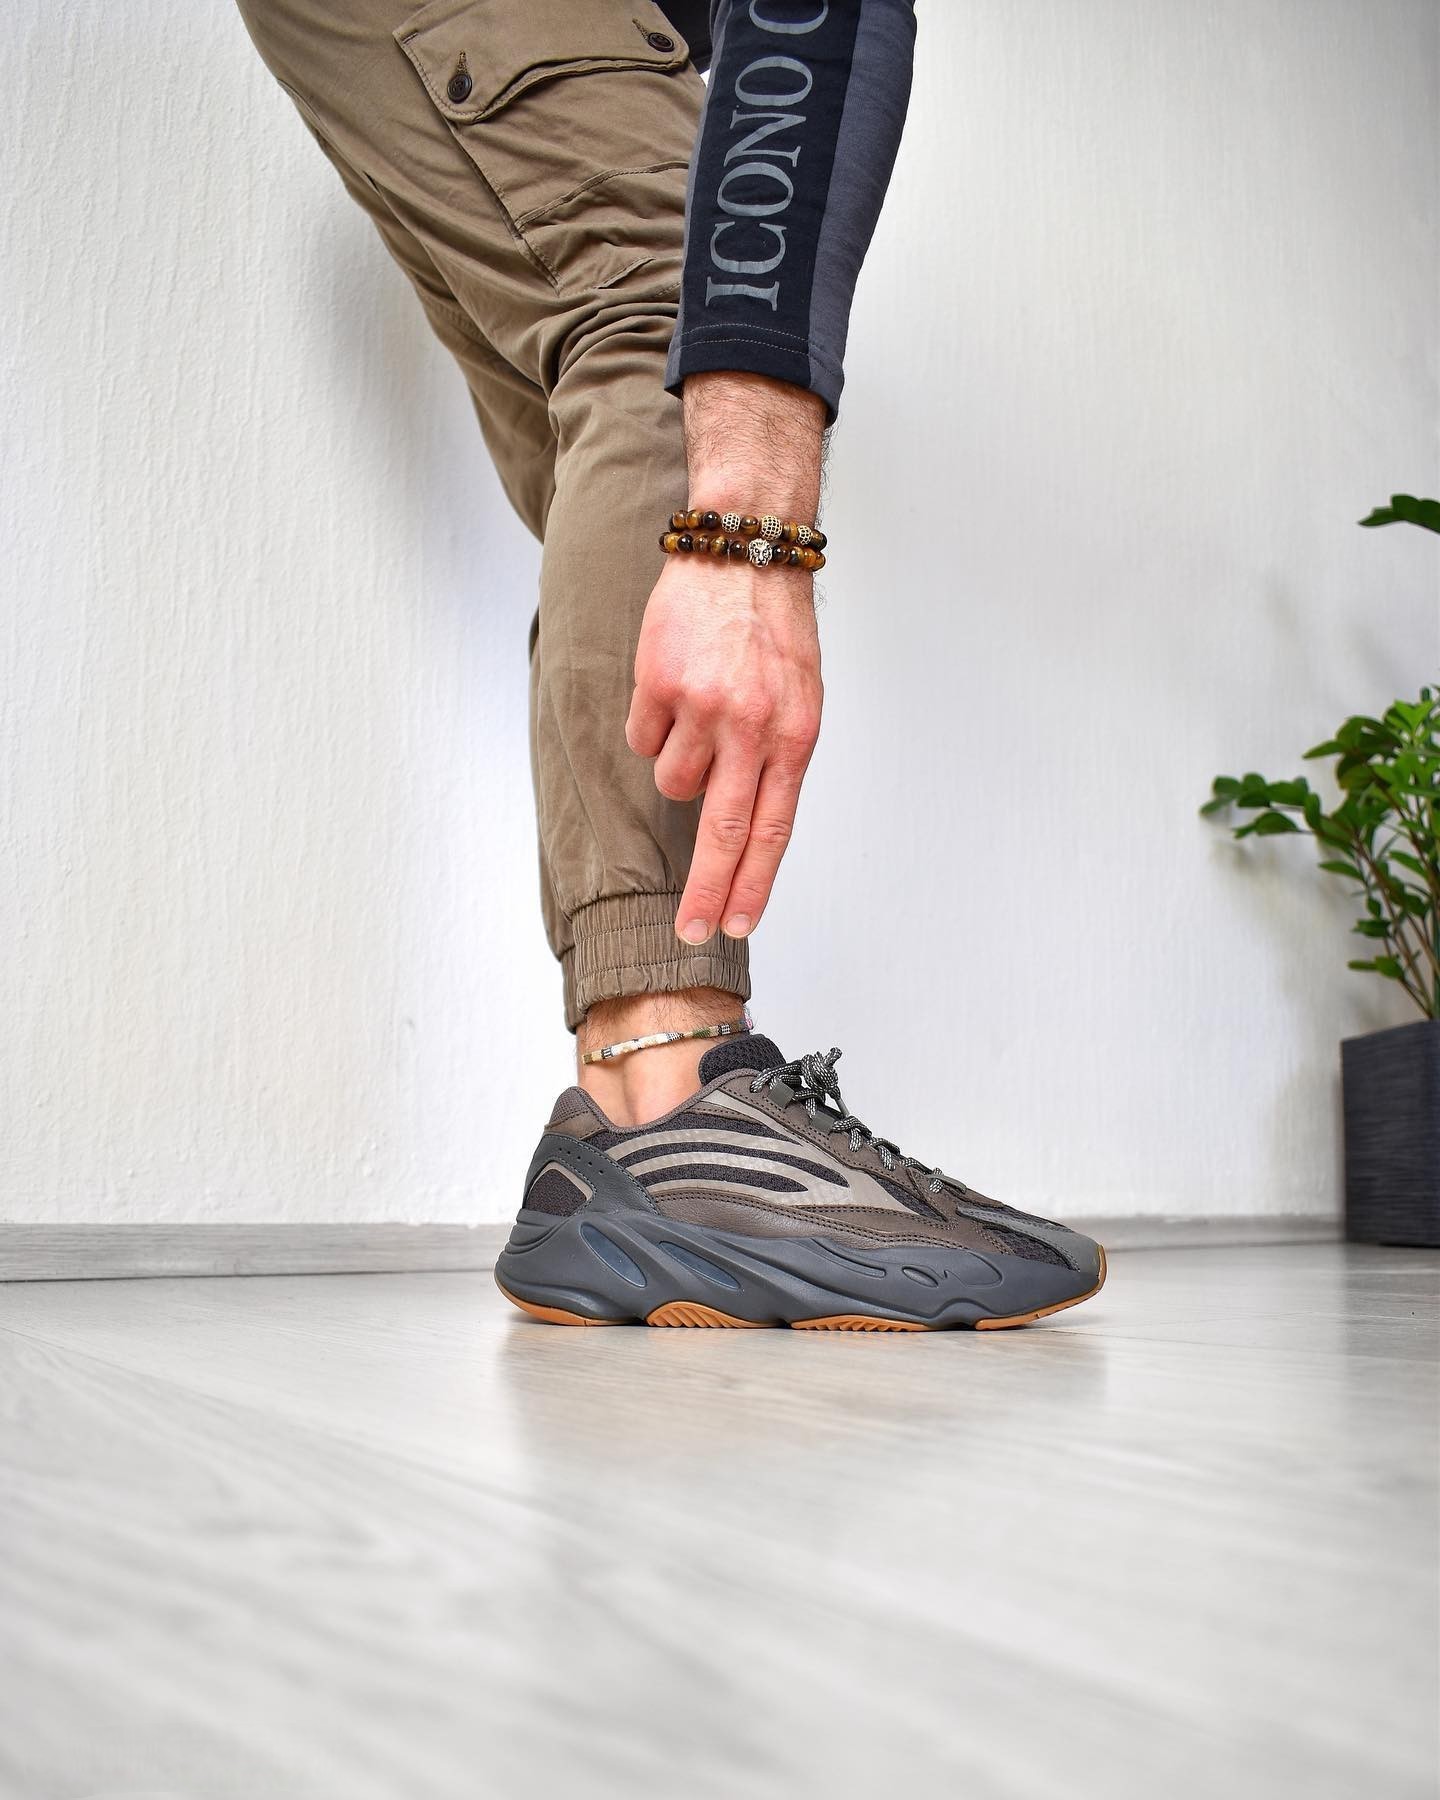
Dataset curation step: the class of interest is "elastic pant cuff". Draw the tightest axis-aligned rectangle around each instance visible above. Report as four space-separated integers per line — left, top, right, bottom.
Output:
562 891 751 1033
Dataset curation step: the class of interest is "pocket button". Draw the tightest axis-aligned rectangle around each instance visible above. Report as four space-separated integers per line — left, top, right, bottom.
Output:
646 31 675 51
447 69 474 103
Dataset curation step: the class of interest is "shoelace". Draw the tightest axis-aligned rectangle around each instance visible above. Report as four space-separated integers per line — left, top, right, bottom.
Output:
749 1046 968 1197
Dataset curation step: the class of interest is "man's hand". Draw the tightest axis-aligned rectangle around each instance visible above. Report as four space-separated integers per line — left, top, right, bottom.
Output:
627 370 828 945
626 547 822 943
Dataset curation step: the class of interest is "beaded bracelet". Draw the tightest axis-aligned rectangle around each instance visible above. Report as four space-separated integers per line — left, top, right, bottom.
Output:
660 529 826 570
660 510 828 570
668 508 828 550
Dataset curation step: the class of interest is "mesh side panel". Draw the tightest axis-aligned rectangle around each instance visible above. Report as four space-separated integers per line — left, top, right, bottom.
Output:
957 1187 1067 1230
938 1214 1022 1256
980 1221 1073 1267
588 1109 791 1153
525 1168 590 1217
618 1142 847 1185
874 1173 946 1221
697 1033 786 1082
546 1088 593 1128
635 1161 807 1194
680 1107 792 1137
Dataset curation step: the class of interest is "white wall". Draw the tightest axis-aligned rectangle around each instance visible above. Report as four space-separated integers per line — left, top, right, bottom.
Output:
3 0 1435 1226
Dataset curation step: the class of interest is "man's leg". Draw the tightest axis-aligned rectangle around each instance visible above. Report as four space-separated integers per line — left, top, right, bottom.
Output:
531 298 752 1118
233 0 748 1118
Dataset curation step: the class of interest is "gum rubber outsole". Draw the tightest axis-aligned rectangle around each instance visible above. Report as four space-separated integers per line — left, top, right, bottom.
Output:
648 1300 769 1328
496 1247 1106 1333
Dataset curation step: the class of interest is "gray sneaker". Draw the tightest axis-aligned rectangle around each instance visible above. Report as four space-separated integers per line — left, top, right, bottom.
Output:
496 1035 1106 1331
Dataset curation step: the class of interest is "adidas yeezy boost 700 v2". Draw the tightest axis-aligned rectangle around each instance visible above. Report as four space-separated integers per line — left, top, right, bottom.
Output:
496 1035 1106 1331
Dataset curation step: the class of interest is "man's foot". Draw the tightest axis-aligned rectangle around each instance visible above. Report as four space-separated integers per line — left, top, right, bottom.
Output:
496 1034 1105 1331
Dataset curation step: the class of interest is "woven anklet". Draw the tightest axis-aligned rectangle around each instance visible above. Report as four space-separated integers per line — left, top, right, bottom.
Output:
581 1014 751 1066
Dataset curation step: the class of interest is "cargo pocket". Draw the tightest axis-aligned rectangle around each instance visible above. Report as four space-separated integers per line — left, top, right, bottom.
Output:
393 0 699 295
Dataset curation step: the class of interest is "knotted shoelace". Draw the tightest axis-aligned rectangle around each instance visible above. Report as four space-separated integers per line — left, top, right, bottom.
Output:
749 1046 968 1198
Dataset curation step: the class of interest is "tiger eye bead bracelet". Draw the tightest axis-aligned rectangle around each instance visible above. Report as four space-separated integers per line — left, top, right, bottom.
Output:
668 508 827 549
659 507 828 570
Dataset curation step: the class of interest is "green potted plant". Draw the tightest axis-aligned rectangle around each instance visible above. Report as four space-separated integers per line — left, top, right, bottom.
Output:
1202 495 1439 1247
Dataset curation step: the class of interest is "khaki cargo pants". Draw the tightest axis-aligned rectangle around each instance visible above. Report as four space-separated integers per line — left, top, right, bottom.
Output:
234 0 750 1029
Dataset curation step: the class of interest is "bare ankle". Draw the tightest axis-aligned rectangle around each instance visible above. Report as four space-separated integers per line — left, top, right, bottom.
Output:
576 987 747 1127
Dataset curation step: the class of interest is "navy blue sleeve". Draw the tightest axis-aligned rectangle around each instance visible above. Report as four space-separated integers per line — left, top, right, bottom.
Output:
662 0 918 429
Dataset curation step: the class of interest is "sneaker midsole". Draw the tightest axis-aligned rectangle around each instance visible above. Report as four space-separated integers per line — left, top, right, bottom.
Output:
495 1207 1097 1327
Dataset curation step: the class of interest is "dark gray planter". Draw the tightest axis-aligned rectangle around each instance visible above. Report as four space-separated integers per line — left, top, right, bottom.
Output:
1341 1018 1440 1247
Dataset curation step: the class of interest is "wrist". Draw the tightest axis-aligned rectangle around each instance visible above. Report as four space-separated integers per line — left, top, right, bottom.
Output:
685 476 821 520
682 370 824 520
655 550 816 609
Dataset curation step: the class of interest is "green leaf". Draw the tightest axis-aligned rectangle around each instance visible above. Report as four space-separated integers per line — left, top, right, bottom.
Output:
1387 700 1428 733
1312 815 1354 850
1236 811 1302 838
1357 494 1440 533
1200 775 1244 817
1348 957 1404 982
1210 678 1438 1007
1338 761 1393 795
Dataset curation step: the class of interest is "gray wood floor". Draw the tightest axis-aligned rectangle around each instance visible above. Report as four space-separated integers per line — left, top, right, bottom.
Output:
1 1245 1435 1800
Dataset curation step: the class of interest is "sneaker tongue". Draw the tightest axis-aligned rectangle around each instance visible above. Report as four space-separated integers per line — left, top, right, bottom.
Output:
698 1032 786 1083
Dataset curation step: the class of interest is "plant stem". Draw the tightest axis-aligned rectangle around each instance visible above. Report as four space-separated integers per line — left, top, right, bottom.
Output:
1348 835 1432 1010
